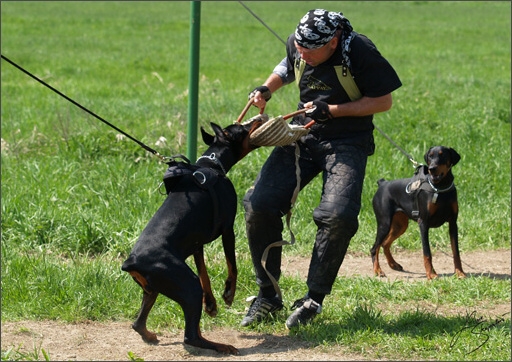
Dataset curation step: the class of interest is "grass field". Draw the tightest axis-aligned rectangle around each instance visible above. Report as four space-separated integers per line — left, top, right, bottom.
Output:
1 1 510 361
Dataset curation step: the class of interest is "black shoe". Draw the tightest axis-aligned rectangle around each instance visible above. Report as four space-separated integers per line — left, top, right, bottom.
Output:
285 297 322 329
240 295 283 327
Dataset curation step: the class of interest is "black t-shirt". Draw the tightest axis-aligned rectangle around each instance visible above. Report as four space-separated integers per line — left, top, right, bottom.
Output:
283 32 402 137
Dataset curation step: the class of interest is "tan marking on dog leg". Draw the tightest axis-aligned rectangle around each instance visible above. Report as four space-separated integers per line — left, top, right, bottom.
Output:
424 255 438 280
383 212 408 271
128 271 151 293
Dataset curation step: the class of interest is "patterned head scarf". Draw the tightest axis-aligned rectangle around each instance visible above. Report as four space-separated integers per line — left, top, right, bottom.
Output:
294 9 352 49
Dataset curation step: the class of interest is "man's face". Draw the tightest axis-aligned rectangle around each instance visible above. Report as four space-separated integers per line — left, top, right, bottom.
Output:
294 36 338 67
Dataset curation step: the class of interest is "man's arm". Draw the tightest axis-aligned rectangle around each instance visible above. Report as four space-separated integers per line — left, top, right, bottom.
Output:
305 93 393 118
252 73 284 111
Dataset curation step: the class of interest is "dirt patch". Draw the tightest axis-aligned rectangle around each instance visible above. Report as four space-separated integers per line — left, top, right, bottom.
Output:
2 249 510 361
285 248 511 281
1 321 364 361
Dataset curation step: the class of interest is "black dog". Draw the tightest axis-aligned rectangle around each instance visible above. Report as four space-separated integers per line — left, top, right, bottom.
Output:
122 120 261 354
370 146 466 280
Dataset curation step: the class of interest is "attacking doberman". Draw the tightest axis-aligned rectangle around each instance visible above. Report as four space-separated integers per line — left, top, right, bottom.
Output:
122 119 262 355
370 146 466 280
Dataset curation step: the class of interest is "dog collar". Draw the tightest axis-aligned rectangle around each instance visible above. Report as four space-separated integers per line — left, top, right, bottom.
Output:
427 175 455 194
406 172 455 208
427 175 455 204
196 153 227 175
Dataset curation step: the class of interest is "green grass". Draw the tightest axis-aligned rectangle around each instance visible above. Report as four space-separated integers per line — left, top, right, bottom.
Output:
1 1 510 361
1 344 50 362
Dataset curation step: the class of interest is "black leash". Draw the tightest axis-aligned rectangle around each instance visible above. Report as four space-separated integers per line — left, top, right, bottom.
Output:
374 124 420 168
1 54 169 162
238 1 287 46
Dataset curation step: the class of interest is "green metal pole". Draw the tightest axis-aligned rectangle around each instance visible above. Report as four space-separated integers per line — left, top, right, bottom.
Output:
187 1 201 161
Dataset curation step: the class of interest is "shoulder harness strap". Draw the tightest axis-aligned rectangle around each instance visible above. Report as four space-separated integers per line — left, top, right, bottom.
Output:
334 65 362 101
405 165 432 219
294 58 362 101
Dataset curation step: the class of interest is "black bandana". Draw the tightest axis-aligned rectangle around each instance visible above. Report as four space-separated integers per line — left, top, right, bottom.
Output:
295 9 349 49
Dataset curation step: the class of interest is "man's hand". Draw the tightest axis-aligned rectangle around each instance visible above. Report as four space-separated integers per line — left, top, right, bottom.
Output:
248 86 271 102
305 101 332 122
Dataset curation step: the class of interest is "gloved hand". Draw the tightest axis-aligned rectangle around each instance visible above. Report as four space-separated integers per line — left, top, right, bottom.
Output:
248 86 271 102
306 100 332 122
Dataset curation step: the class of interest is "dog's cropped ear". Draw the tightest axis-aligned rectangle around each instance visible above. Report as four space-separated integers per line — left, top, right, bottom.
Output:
424 147 434 164
201 123 231 145
448 147 461 166
210 122 227 140
200 126 215 146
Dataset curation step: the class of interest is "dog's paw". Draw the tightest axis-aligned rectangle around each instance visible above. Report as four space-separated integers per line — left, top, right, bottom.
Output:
222 279 236 306
455 269 467 279
204 303 218 317
215 343 239 355
374 267 387 278
135 329 159 344
427 272 439 280
185 337 239 355
203 295 218 317
389 262 403 271
222 289 235 306
142 333 159 344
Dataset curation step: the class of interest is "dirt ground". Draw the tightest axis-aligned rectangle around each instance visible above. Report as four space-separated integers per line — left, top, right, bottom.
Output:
2 249 510 361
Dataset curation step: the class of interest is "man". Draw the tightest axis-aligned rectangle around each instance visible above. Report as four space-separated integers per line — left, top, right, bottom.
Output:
241 9 402 329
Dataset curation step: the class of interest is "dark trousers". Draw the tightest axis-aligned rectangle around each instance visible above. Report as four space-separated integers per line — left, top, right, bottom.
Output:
243 132 371 295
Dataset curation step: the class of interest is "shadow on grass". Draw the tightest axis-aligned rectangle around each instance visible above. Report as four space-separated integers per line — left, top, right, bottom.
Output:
183 332 316 358
201 305 510 358
289 305 510 354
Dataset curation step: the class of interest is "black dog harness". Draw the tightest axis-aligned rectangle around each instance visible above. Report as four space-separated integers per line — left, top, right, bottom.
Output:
405 165 455 219
162 155 225 239
163 155 222 193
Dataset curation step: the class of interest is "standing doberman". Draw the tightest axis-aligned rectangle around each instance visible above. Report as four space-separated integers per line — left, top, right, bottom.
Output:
371 146 466 280
122 120 261 354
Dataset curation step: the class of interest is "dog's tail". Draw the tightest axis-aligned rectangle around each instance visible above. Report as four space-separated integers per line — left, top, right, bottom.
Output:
377 178 387 186
121 255 136 272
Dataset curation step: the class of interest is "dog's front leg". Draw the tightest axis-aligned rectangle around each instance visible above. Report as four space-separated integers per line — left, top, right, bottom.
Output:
221 228 237 306
194 249 218 317
449 217 466 278
419 220 437 280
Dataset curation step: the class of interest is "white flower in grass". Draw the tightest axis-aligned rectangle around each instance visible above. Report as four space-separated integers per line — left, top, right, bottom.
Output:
155 137 167 147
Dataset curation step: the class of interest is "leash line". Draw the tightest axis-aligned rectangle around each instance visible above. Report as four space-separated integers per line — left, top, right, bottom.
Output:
1 54 168 162
374 124 419 167
238 1 287 46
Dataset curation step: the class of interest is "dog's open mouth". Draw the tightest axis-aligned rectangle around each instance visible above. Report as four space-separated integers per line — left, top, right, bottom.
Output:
429 172 444 183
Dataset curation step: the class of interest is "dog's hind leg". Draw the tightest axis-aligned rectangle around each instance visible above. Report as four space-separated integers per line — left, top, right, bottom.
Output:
382 211 408 272
372 211 408 277
132 288 159 344
161 262 239 354
371 222 391 277
124 264 160 343
371 238 386 277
